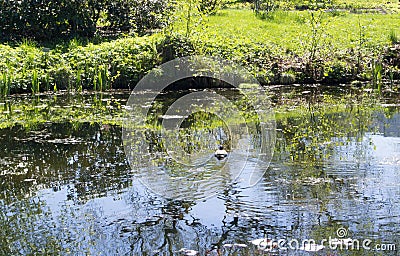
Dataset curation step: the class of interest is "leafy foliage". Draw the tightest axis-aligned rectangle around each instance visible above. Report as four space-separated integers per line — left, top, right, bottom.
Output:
197 0 223 14
0 35 166 93
131 0 174 35
0 0 98 41
105 0 174 35
0 0 173 41
0 32 201 94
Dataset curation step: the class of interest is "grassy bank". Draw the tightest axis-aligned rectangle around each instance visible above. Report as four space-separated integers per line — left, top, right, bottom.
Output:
0 35 166 95
186 8 400 85
1 7 400 95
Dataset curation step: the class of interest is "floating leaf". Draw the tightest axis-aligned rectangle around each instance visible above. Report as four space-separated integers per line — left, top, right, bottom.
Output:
179 248 198 255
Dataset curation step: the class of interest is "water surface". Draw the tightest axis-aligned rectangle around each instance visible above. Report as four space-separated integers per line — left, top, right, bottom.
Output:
0 88 399 255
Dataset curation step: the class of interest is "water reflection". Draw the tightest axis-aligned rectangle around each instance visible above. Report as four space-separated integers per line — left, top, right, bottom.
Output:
0 90 399 255
123 86 275 201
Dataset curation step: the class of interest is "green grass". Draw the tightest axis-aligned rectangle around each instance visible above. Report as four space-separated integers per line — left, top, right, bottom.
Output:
169 7 400 84
190 8 400 56
335 0 399 10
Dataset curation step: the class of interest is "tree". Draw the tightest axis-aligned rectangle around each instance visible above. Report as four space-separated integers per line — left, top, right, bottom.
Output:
0 0 98 41
0 0 173 41
131 0 173 35
254 0 276 14
197 0 222 14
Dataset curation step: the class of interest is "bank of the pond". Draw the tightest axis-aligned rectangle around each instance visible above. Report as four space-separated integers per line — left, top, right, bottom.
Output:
1 9 400 95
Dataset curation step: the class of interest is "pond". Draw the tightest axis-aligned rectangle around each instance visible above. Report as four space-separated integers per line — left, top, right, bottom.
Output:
0 86 399 255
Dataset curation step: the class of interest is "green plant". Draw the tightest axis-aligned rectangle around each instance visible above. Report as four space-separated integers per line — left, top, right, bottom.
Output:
371 60 382 93
0 0 173 42
186 0 194 37
96 65 110 91
197 0 222 14
389 29 398 44
76 69 83 92
356 17 367 74
0 0 97 41
302 10 328 81
171 0 208 39
254 0 277 16
31 69 40 95
106 0 174 35
323 60 350 82
308 11 325 64
0 73 10 98
134 0 174 35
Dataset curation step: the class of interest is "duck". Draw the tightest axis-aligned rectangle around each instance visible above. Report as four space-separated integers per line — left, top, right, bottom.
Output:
214 145 228 160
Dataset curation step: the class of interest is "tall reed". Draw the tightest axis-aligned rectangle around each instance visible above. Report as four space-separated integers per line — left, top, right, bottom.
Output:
0 72 12 98
372 60 382 93
76 69 83 92
31 69 40 94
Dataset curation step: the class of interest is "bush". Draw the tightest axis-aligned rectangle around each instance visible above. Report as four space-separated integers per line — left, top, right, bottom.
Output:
130 0 174 35
197 0 223 14
105 0 173 35
0 0 98 41
254 0 277 15
0 0 173 42
322 60 353 83
158 33 196 62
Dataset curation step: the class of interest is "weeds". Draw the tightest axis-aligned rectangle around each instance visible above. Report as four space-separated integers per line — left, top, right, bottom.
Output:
307 11 325 65
299 10 329 81
96 65 110 91
0 72 11 98
76 69 83 92
389 29 398 44
371 60 383 92
0 35 163 94
31 69 40 95
356 17 367 74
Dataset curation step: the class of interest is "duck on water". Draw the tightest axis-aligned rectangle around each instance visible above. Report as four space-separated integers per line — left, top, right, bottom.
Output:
214 145 228 160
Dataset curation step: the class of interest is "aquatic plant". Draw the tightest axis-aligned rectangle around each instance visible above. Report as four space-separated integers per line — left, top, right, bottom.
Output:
0 72 11 98
31 69 40 95
76 69 83 92
371 60 383 93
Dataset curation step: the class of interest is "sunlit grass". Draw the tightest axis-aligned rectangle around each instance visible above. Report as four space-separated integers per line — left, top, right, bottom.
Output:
335 0 399 10
190 8 400 56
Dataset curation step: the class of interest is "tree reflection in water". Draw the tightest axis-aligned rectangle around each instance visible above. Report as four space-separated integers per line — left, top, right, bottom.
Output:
0 89 399 255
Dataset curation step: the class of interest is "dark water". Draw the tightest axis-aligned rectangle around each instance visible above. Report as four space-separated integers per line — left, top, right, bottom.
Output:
0 88 399 255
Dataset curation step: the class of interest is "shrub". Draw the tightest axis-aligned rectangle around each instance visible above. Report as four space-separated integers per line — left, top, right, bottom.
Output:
131 0 174 35
197 0 223 14
322 60 352 83
0 0 173 41
0 0 98 41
